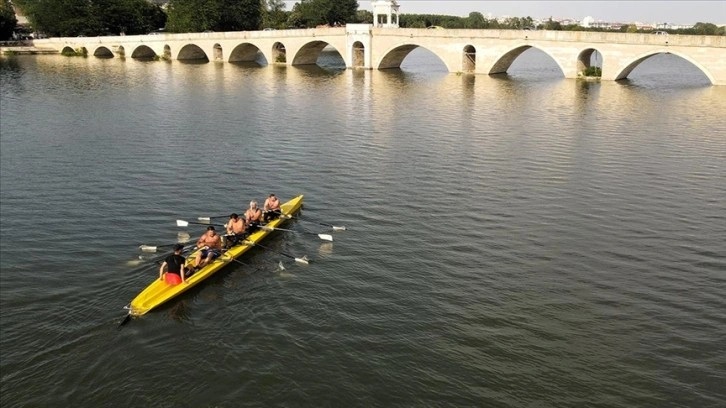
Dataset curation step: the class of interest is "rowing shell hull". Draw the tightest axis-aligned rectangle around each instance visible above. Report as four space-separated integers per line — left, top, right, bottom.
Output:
127 195 304 316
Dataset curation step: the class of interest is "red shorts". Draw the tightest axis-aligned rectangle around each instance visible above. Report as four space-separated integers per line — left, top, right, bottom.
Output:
165 273 182 285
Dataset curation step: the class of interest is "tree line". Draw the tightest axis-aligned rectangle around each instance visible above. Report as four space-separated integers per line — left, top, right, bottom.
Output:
2 0 361 38
2 0 723 41
401 12 726 36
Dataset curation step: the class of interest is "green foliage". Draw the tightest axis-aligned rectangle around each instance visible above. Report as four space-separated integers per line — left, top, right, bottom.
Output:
91 0 166 35
683 22 725 35
14 0 165 36
542 18 562 31
166 0 262 32
466 12 485 29
289 0 358 28
583 66 602 77
263 0 287 29
356 10 372 24
0 0 18 40
399 14 533 30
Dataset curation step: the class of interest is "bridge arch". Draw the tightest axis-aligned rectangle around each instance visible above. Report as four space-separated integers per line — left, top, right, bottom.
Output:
131 45 156 59
61 45 89 56
272 42 285 64
177 44 208 61
488 44 565 76
614 50 715 84
352 41 365 68
229 43 264 64
463 44 476 73
292 40 343 66
213 43 223 61
376 44 449 71
93 46 114 58
577 48 602 74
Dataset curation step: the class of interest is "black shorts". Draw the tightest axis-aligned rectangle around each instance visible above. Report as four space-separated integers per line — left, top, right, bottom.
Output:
263 209 281 222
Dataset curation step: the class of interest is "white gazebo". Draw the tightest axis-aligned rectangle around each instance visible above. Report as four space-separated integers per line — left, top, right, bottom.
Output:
372 0 400 28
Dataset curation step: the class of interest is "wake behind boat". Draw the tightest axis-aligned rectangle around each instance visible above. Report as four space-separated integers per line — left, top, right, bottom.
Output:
123 194 305 318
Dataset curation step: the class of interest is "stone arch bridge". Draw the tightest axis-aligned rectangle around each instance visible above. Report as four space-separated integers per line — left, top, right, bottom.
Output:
34 25 726 85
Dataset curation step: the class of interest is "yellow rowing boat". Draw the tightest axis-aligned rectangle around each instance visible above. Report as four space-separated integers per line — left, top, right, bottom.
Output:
125 194 304 317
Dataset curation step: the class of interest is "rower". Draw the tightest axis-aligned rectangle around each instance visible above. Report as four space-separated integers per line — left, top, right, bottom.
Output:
244 200 262 234
224 213 247 248
263 193 282 222
192 226 222 270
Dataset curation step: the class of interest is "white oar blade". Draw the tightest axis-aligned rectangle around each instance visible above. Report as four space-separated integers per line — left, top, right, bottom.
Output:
197 217 211 222
294 255 310 265
278 261 285 271
333 226 346 231
139 245 158 253
176 220 189 227
318 234 333 242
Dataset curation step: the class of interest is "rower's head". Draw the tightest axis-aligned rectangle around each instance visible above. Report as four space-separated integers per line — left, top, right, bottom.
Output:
250 200 258 209
230 213 238 220
173 243 184 253
207 225 216 235
269 194 276 199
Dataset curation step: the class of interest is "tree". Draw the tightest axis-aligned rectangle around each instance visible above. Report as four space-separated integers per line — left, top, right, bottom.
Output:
91 0 166 35
15 0 100 37
355 9 372 24
466 11 485 29
0 0 18 40
14 0 165 36
262 0 287 29
691 22 719 35
291 0 357 27
166 0 262 32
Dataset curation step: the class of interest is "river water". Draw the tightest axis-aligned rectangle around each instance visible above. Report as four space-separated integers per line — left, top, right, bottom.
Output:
1 48 725 407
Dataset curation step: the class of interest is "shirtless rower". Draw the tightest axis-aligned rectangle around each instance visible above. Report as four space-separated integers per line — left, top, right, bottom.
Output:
192 226 222 270
263 193 282 222
225 213 247 247
244 200 263 235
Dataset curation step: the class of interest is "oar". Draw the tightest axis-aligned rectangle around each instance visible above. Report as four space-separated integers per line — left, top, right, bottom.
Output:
138 242 193 253
197 215 231 222
259 225 333 241
243 240 309 264
176 219 226 228
280 213 346 231
129 244 195 266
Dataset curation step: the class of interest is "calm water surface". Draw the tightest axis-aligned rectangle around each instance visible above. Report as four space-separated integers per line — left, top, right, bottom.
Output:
1 49 725 407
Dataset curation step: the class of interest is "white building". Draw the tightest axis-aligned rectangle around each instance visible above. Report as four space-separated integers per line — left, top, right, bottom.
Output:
372 0 400 28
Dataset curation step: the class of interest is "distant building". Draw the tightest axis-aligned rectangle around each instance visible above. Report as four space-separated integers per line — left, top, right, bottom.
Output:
582 16 594 28
372 0 400 28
